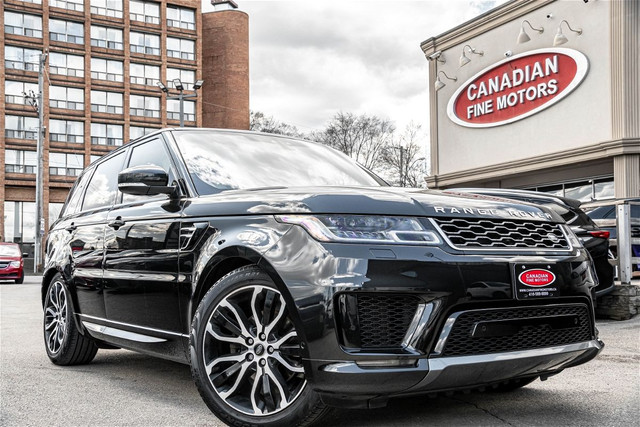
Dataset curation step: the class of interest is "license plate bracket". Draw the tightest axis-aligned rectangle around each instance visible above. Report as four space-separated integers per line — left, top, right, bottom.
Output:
513 263 560 300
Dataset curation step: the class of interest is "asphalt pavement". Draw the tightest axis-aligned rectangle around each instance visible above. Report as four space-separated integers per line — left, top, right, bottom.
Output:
1 276 638 426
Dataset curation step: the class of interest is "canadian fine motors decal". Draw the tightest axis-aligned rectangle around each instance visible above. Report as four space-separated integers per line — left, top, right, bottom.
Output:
518 269 556 287
447 48 589 128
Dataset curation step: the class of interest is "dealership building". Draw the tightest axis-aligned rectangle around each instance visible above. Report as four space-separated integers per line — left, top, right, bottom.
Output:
0 0 248 266
421 0 639 201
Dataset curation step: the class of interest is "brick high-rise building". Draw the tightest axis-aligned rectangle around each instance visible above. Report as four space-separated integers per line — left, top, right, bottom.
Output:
0 0 249 269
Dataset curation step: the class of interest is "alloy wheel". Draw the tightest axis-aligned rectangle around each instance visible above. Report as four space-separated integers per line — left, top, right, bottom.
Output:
203 285 306 416
44 281 68 354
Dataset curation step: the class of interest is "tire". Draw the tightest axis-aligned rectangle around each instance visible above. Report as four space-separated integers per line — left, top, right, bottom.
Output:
15 274 24 284
43 274 98 365
489 376 538 392
190 265 330 427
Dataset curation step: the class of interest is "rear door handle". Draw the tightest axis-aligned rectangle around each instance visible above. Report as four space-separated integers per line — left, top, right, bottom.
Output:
108 217 125 230
65 223 77 233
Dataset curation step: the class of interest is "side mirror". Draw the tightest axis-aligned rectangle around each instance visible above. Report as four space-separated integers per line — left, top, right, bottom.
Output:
118 165 178 198
23 253 29 258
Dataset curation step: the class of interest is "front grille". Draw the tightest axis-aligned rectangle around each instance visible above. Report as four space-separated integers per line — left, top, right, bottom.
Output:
439 304 592 357
0 262 9 269
433 218 570 250
357 294 420 348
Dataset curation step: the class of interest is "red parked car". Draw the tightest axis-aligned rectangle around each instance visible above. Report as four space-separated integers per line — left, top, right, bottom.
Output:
0 243 25 284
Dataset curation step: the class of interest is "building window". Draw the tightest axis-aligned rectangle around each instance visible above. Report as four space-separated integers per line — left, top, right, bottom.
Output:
5 116 39 140
90 154 102 163
130 63 160 86
49 119 84 143
49 52 84 77
90 26 124 50
16 0 42 4
4 201 36 244
528 177 615 203
167 68 195 90
167 37 195 61
5 80 39 105
50 0 84 12
91 90 123 114
90 0 123 18
49 152 84 176
130 95 160 118
90 57 124 82
91 123 123 146
167 5 195 30
167 100 195 122
49 19 84 44
130 32 160 56
5 46 41 72
49 86 84 110
129 126 159 140
5 149 37 174
4 12 43 38
130 0 160 25
49 203 65 226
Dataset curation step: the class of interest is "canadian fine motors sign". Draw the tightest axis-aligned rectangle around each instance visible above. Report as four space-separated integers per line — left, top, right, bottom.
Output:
447 48 589 128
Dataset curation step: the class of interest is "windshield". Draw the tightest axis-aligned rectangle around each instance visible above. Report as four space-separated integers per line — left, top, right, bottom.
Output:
172 131 383 195
0 245 20 257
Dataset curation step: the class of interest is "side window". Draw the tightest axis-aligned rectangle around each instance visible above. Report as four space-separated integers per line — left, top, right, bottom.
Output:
63 167 94 216
82 152 125 211
122 138 175 204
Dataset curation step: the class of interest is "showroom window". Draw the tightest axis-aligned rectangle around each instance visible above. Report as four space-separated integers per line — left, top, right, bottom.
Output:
130 63 160 86
49 86 84 110
130 32 160 55
130 0 160 24
167 5 195 30
5 149 37 174
5 80 38 105
90 57 124 82
5 116 38 140
167 100 195 122
5 46 41 71
91 123 123 146
130 95 160 118
527 177 615 202
49 152 84 176
4 201 36 244
91 26 124 50
167 37 195 60
49 19 84 44
49 119 84 143
4 12 42 38
49 52 84 77
50 0 84 11
91 90 123 114
167 68 195 90
129 126 159 140
91 0 123 18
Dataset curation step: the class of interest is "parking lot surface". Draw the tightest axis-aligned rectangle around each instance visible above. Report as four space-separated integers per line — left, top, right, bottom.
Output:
1 276 639 426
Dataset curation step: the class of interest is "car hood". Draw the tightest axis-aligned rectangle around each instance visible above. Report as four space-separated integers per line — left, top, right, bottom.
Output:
189 186 563 222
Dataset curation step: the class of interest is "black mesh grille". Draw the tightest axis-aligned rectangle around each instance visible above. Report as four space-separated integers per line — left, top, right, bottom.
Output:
0 262 9 269
440 304 592 357
357 294 420 348
433 218 570 250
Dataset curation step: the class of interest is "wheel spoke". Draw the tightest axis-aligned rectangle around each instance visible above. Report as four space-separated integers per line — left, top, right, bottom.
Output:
264 299 286 338
272 330 297 349
219 362 252 400
261 373 277 412
211 360 244 387
206 353 245 376
250 371 262 415
278 344 302 358
45 319 57 330
205 322 245 346
250 287 263 333
220 300 253 338
49 287 59 310
271 352 304 373
265 364 290 409
212 309 243 337
262 290 276 328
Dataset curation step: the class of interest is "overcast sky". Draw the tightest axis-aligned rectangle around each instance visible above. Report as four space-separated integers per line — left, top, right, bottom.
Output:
202 0 503 133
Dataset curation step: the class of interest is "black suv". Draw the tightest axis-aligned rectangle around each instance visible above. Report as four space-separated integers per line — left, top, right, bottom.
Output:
43 129 603 426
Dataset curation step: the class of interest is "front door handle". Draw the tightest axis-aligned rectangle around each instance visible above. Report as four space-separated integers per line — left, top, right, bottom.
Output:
65 223 77 233
108 217 125 230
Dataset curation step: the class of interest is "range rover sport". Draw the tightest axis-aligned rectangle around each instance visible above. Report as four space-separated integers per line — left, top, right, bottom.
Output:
42 129 603 426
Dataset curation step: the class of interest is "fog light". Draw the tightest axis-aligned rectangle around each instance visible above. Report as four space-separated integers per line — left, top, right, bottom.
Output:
355 359 418 369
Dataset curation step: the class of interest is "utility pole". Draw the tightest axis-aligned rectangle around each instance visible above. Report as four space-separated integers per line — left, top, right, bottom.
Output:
35 52 47 273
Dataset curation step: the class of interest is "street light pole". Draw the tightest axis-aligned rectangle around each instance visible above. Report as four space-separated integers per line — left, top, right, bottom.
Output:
156 79 204 127
35 52 47 273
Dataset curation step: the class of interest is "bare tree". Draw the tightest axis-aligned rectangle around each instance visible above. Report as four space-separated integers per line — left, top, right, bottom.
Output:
382 122 427 187
317 112 395 172
250 111 303 137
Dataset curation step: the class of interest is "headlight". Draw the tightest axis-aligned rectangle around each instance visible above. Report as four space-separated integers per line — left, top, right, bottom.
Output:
9 261 21 268
562 225 583 249
276 215 441 245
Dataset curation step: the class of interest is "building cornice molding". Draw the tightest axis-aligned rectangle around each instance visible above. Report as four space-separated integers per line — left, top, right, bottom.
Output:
426 138 640 188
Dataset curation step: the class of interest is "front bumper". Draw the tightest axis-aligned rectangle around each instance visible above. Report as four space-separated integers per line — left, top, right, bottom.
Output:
0 266 23 280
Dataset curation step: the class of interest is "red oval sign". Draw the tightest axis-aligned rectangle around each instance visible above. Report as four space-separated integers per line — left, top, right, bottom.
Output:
519 269 556 287
447 48 588 128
